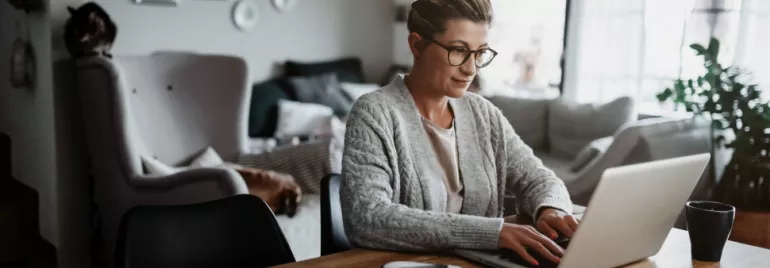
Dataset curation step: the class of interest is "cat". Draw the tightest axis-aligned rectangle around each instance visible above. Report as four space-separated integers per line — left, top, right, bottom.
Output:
64 2 117 59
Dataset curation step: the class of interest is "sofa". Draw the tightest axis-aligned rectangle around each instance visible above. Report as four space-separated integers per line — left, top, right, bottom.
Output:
487 96 712 207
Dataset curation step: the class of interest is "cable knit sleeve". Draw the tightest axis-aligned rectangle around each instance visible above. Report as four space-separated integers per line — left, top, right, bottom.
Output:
340 97 503 252
495 107 573 219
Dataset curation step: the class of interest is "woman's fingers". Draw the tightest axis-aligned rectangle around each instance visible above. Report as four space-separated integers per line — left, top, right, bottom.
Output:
522 237 562 264
508 241 540 266
550 217 576 238
566 215 580 232
525 228 565 256
536 220 559 240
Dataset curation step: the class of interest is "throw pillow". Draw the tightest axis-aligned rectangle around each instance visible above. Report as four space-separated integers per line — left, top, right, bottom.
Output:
487 96 550 151
141 157 179 176
189 146 224 168
274 99 335 138
548 96 636 159
340 82 379 102
141 146 226 175
248 78 291 138
285 57 364 83
570 136 615 172
286 73 352 116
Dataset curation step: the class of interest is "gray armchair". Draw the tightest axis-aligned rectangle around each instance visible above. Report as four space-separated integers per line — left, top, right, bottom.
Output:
75 54 250 261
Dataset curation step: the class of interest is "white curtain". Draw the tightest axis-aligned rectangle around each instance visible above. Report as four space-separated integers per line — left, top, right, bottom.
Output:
563 0 767 108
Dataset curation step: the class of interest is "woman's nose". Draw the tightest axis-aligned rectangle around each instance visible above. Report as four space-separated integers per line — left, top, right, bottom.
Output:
459 58 476 76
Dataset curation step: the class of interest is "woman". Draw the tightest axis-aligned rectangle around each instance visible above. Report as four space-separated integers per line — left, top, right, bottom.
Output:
340 0 578 265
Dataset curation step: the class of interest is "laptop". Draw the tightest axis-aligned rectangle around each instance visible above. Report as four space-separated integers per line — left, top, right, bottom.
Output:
452 153 710 268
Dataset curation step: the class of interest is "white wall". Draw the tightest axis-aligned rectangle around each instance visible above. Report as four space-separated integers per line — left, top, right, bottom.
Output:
0 0 58 249
1 1 92 267
95 0 394 83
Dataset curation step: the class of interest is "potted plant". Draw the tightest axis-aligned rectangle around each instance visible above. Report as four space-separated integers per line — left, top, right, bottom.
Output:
656 37 770 248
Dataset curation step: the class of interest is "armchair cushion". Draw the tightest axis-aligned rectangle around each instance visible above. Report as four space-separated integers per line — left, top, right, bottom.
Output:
132 167 248 195
141 146 227 175
548 96 636 158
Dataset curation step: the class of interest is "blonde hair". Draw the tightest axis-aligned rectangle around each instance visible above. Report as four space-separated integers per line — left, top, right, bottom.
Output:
407 0 493 41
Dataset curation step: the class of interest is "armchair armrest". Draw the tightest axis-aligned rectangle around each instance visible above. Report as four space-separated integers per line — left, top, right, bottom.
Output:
130 167 248 195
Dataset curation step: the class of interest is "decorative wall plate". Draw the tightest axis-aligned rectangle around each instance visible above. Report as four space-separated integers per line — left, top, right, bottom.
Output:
232 0 259 32
271 0 297 13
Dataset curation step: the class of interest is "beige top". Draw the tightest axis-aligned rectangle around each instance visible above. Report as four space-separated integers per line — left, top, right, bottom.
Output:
421 117 464 213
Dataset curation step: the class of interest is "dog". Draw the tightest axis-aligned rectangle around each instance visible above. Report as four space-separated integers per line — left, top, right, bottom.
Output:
235 167 302 217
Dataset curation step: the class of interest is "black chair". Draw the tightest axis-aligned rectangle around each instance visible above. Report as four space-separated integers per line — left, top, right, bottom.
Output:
320 174 353 256
114 194 295 268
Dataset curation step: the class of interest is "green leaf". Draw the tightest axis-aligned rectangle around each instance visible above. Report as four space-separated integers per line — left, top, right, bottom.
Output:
714 120 725 129
707 37 720 61
697 77 705 87
656 88 673 102
691 43 707 55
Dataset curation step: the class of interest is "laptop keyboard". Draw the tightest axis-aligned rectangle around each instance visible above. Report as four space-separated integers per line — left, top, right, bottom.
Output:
496 238 570 268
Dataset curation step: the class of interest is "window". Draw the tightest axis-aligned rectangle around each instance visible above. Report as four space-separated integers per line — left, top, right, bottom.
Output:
564 0 768 111
480 0 567 98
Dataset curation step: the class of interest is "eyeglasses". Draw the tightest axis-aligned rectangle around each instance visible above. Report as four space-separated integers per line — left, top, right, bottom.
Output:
424 38 498 68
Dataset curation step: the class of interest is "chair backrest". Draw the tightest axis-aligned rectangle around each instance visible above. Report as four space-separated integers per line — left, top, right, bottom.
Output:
76 54 250 178
320 174 352 255
114 194 294 268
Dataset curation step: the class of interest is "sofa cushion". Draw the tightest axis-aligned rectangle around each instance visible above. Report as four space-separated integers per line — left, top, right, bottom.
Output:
249 78 291 138
548 96 636 159
285 57 364 84
340 82 379 102
286 73 352 116
487 96 550 151
274 100 335 138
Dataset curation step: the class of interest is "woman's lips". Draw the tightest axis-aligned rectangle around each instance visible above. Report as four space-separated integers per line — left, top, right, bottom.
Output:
452 78 470 84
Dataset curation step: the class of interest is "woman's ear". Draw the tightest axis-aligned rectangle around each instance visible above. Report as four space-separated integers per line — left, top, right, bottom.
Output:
408 32 423 60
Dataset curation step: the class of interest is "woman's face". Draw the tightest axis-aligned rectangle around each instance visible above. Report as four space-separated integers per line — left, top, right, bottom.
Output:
410 19 490 98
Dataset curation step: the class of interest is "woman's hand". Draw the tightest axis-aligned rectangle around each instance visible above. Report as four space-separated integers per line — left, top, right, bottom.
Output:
498 223 564 265
536 208 580 239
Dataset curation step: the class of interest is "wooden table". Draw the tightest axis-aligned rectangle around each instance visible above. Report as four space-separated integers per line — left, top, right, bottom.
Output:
275 228 770 267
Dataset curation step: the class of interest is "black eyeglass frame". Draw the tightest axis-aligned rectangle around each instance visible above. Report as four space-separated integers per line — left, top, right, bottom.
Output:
423 38 499 68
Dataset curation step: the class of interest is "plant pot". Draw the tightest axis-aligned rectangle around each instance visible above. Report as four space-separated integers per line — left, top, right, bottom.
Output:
713 153 770 211
729 210 770 249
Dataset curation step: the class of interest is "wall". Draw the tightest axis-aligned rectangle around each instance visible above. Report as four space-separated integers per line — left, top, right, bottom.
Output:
393 0 414 66
2 1 393 267
95 0 394 83
0 0 58 251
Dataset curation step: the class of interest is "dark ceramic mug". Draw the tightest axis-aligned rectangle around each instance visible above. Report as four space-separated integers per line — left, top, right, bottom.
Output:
685 201 736 262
